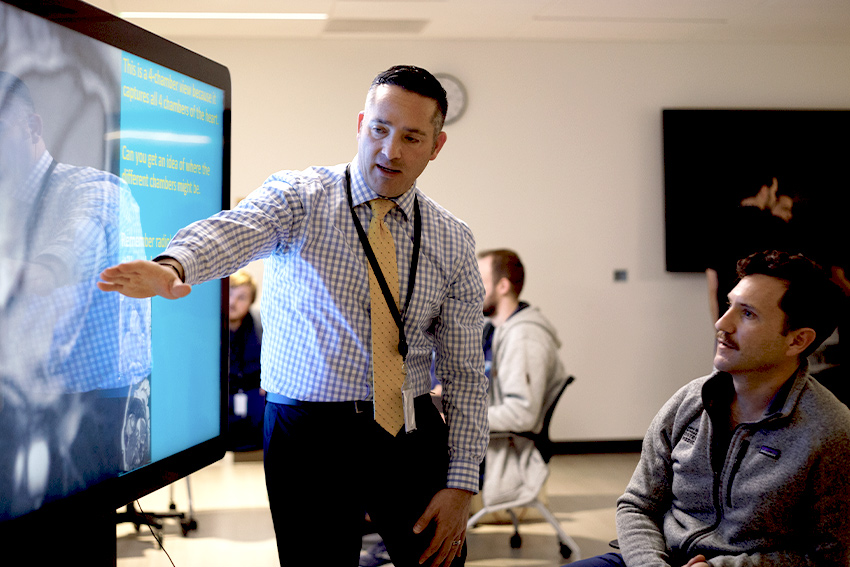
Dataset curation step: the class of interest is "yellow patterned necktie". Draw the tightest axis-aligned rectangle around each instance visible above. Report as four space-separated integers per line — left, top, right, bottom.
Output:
368 198 406 434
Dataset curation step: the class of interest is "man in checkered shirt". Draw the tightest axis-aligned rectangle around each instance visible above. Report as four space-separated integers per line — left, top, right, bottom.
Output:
99 65 488 567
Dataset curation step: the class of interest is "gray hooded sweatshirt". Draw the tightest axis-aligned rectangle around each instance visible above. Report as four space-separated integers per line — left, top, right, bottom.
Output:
482 304 568 508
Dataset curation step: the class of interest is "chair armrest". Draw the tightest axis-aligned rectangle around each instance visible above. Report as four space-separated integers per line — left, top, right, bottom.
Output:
489 431 517 440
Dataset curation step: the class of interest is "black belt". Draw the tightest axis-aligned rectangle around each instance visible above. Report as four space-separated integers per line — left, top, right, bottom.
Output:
266 393 432 415
267 393 373 415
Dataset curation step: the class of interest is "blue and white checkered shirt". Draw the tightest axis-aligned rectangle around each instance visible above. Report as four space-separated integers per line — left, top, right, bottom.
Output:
165 159 488 492
1 151 151 394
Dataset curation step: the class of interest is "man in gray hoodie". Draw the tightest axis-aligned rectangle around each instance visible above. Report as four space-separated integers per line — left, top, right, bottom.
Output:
569 250 850 567
476 249 568 508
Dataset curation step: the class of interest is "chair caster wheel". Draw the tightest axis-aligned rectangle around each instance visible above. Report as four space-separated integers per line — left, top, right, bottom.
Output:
181 519 197 536
510 532 522 549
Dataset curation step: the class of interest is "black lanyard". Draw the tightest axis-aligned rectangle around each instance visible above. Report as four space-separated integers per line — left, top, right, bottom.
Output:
345 165 420 359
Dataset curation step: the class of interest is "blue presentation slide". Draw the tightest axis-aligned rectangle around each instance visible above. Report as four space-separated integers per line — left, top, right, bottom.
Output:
119 53 225 461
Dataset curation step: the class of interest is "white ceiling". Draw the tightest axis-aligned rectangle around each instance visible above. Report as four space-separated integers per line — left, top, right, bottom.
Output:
85 0 850 43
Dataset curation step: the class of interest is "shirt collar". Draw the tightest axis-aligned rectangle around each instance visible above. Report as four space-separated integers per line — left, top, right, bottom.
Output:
349 156 417 222
507 301 530 321
703 362 810 423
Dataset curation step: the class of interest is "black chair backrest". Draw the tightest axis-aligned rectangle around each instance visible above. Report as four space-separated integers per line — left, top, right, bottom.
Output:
520 375 575 463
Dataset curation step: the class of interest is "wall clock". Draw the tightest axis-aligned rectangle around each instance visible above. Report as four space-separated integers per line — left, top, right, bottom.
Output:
434 73 468 125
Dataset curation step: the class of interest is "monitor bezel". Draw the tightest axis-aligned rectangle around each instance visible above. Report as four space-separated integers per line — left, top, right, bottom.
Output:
2 0 231 524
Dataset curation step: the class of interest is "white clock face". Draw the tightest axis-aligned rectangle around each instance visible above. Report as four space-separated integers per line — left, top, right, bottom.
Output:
435 73 467 125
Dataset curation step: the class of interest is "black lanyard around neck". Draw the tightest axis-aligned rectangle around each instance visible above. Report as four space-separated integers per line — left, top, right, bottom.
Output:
345 165 420 359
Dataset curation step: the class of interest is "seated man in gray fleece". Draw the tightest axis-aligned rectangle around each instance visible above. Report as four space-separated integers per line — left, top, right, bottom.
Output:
569 249 850 567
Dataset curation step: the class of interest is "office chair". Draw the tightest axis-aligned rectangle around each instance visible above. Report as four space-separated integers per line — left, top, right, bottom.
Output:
467 375 580 560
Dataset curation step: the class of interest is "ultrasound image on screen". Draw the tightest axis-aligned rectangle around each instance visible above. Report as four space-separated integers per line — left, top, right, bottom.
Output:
1 3 224 520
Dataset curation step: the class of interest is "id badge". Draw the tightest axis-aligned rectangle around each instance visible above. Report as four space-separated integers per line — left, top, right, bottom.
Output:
403 390 417 433
233 391 248 417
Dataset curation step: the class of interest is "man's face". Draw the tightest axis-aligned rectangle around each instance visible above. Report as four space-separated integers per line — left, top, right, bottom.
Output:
478 256 497 317
356 84 447 198
714 274 795 379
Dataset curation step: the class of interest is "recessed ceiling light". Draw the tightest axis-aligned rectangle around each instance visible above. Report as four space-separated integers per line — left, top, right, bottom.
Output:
120 12 328 21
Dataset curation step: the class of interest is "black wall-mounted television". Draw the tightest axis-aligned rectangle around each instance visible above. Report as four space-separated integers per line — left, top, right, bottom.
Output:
1 0 230 558
663 109 850 273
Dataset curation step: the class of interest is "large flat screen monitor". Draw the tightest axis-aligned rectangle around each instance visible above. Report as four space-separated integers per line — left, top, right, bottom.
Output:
663 108 849 273
0 0 230 548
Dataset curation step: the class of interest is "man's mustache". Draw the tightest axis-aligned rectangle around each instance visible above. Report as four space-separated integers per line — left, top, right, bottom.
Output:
716 331 738 350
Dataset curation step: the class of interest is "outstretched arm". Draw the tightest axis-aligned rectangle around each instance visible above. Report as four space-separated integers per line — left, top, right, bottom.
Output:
98 259 191 299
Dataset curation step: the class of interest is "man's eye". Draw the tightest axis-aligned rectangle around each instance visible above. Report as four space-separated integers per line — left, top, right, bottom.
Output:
742 309 755 318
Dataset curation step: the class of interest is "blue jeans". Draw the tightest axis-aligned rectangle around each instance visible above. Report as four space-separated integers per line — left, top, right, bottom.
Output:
565 552 625 567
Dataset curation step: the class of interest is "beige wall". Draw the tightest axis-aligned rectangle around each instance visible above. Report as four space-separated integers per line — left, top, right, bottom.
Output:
181 37 850 441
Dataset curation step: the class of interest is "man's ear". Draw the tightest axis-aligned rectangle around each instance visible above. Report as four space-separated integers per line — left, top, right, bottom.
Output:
786 327 816 358
430 131 447 161
495 276 512 297
356 111 365 138
27 113 43 143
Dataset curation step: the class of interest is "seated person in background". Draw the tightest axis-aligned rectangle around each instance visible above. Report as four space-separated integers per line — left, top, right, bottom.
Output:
227 269 264 452
476 249 569 507
569 250 850 567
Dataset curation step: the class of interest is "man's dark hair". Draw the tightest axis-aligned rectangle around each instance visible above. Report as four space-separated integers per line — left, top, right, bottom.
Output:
736 250 841 357
478 249 525 298
371 65 447 133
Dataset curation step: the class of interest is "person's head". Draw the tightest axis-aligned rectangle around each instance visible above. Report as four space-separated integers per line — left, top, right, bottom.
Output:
714 250 840 377
370 66 448 133
229 269 257 326
477 249 525 318
356 65 448 198
0 71 44 187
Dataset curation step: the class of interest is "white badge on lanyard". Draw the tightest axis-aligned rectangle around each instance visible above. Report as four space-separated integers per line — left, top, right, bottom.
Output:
403 390 417 433
234 391 248 417
402 362 417 433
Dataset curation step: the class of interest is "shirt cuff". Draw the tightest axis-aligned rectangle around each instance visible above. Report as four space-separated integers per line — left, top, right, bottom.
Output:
155 248 193 283
446 459 481 494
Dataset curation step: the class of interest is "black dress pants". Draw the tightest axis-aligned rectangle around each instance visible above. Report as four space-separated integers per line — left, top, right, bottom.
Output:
264 394 467 567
